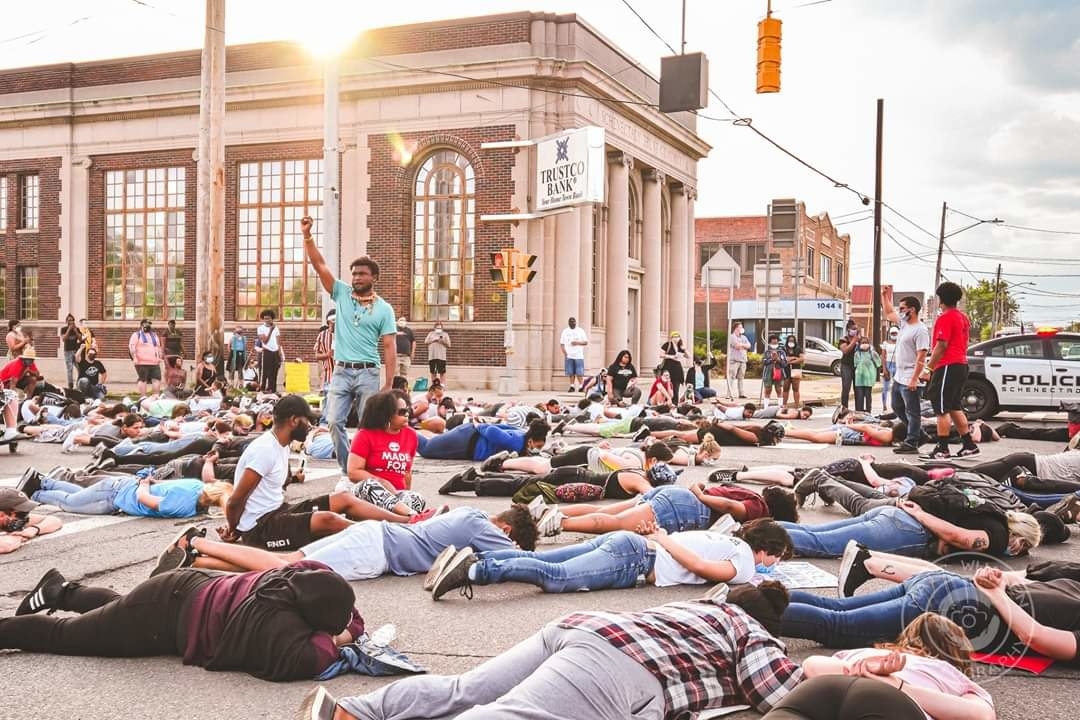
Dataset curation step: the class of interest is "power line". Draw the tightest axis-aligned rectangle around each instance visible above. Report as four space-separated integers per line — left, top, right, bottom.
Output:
1001 223 1080 236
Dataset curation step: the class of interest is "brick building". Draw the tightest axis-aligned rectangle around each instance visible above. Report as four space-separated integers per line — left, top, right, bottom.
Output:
0 12 709 388
695 203 852 350
851 284 926 338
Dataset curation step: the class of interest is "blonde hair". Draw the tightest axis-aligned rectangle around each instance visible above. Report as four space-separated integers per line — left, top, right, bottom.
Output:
697 433 722 461
171 403 190 418
198 481 233 513
877 612 974 676
1006 510 1043 551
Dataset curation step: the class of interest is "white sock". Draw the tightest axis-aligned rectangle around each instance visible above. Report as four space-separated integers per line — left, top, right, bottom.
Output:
2 427 16 440
467 564 478 581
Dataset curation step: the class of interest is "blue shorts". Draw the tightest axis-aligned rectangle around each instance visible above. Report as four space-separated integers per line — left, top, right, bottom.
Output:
640 486 712 533
564 357 585 377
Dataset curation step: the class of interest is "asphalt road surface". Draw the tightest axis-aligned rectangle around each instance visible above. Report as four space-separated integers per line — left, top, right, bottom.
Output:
2 411 1080 720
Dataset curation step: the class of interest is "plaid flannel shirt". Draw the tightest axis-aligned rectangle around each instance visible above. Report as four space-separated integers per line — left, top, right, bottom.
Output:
559 600 803 719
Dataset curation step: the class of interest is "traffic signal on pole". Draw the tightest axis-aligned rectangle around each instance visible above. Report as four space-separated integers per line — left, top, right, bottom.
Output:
756 14 781 93
489 250 512 285
513 252 538 285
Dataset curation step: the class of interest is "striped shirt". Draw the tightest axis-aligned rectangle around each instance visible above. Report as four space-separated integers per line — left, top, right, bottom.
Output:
313 327 334 386
558 600 802 719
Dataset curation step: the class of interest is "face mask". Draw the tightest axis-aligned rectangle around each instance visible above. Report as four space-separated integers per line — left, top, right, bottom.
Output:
290 422 311 443
849 329 858 337
205 356 215 364
787 341 795 348
755 562 775 575
859 344 870 351
768 344 778 350
900 310 912 321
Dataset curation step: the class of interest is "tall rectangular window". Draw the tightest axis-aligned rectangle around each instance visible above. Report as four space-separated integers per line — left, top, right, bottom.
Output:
698 243 718 274
237 159 324 321
820 255 832 285
18 266 38 320
104 167 186 320
744 243 767 273
412 151 474 322
592 205 603 326
0 265 6 318
806 247 815 278
0 177 7 230
18 174 38 230
835 262 844 289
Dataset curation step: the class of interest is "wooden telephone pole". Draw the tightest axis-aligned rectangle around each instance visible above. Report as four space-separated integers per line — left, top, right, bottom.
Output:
195 0 226 364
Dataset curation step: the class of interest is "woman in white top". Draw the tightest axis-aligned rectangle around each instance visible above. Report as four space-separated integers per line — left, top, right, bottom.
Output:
797 612 994 720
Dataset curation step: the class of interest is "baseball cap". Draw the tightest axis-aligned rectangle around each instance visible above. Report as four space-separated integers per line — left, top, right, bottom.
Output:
0 488 38 513
272 394 318 424
1034 510 1070 545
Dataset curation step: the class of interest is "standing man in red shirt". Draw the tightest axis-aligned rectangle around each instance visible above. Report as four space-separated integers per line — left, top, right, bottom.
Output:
925 282 978 459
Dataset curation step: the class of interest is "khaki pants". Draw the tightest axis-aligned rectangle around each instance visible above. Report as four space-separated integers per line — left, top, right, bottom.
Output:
396 356 412 378
729 359 747 396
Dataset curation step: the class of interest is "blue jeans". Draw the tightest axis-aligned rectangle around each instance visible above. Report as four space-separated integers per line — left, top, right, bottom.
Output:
782 570 982 648
840 364 855 408
474 531 656 593
641 486 712 533
417 424 479 460
694 387 717 401
891 384 924 447
33 477 128 515
779 506 930 558
1008 487 1080 508
64 350 77 388
327 366 381 474
882 362 896 409
113 436 204 457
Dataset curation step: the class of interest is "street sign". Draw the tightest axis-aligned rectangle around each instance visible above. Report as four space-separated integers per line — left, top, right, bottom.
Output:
768 198 798 247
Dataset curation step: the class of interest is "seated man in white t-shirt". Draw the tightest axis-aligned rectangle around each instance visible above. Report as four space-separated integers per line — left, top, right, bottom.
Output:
159 506 540 583
428 518 793 601
217 395 436 552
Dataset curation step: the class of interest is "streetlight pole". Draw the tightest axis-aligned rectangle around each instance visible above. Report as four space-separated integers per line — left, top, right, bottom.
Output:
321 58 341 317
930 206 1003 317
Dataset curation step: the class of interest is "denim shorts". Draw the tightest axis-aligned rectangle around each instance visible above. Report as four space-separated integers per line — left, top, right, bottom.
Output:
831 425 865 446
640 486 712 532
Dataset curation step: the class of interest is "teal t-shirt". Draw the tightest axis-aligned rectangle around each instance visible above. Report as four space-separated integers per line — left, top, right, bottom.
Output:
331 279 396 364
113 478 204 518
854 348 881 387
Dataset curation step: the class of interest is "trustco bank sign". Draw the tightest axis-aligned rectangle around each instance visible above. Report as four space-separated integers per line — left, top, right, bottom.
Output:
534 126 606 211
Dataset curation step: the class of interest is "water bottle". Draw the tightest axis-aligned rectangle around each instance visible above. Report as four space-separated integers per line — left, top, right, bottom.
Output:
369 623 397 648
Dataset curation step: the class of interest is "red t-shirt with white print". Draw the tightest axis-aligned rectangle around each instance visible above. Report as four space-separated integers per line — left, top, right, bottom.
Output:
349 427 418 491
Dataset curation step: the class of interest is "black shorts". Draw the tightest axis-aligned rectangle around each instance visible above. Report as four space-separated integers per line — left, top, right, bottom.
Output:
428 359 447 375
239 494 331 551
135 364 162 382
927 364 969 414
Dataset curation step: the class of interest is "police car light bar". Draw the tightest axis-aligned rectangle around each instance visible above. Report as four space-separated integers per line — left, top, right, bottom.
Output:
1036 327 1060 337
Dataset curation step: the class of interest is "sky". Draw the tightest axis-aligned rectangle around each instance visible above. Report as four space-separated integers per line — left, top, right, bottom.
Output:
3 0 1079 325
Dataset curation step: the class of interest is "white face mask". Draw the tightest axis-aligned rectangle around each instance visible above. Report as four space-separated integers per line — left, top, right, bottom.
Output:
768 344 778 350
859 344 870 351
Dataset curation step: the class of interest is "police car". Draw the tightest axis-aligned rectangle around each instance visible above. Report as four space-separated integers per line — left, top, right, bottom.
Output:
962 328 1080 419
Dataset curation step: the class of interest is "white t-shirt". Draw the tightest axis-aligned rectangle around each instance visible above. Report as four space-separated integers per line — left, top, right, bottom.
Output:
893 321 931 385
1036 452 1080 483
652 532 756 587
258 323 281 352
718 406 745 421
234 430 291 532
560 326 588 360
882 341 897 364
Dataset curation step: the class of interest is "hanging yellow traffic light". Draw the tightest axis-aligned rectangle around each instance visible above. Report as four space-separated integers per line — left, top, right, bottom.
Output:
756 14 782 93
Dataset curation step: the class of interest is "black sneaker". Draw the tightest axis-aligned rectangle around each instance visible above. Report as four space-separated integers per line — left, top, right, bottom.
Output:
568 385 575 393
631 426 651 442
926 446 952 460
480 450 511 473
423 544 459 591
956 444 981 458
150 525 204 577
15 568 66 616
432 548 478 601
438 466 478 495
892 442 920 455
298 686 338 720
793 468 827 508
708 469 736 484
837 540 873 598
830 406 843 424
551 418 569 436
16 467 43 499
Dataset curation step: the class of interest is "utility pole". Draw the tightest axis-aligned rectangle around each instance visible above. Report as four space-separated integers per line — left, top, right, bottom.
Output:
195 0 226 365
871 98 883 348
932 201 947 320
991 263 1002 338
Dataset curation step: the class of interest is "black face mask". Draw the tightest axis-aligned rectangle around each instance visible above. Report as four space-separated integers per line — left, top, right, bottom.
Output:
4 513 29 532
290 422 311 443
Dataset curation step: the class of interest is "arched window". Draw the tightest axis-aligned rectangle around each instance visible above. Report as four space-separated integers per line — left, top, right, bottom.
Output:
413 150 475 321
628 182 642 260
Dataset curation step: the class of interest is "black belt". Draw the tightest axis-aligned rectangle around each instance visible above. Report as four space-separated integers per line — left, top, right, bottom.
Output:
336 361 377 369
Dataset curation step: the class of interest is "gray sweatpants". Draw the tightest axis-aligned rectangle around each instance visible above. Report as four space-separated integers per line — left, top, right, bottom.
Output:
819 478 896 517
339 625 665 720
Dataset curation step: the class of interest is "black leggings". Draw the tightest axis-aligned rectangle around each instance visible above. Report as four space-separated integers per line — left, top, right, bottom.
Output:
0 571 210 657
968 452 1038 481
763 675 924 720
106 437 217 467
996 423 1070 443
550 445 591 468
825 458 933 485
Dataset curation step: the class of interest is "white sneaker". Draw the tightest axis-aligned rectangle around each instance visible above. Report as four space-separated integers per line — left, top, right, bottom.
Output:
2 427 17 441
527 495 548 521
537 506 564 537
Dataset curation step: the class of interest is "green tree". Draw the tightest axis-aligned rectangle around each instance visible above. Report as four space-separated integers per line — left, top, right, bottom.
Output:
963 280 1019 340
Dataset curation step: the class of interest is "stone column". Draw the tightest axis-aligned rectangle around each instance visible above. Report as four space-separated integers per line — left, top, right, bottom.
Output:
605 151 631 358
685 186 697 337
65 156 92 321
553 207 581 373
578 205 595 368
668 183 689 336
641 169 664 361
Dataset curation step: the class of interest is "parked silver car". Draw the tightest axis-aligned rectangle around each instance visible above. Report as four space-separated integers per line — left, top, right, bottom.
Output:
800 335 843 375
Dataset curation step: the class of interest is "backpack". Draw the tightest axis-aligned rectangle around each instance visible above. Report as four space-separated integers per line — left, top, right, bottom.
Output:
908 471 1023 524
412 377 429 392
